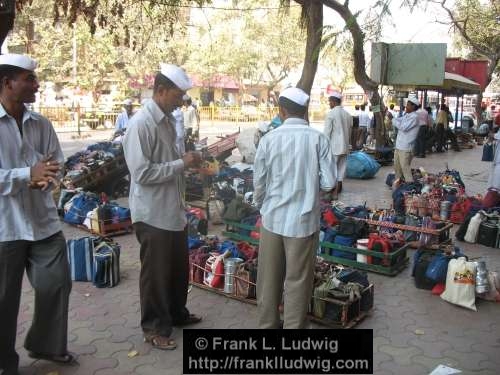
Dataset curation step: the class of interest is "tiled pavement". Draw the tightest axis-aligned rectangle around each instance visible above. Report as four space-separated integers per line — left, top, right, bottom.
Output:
14 138 500 375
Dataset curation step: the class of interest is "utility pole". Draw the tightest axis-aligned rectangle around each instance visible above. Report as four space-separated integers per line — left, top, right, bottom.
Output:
72 23 81 136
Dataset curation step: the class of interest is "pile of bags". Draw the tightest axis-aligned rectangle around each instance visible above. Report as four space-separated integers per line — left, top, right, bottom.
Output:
312 263 373 320
188 236 259 299
63 142 123 186
413 248 500 310
456 208 500 248
59 190 131 232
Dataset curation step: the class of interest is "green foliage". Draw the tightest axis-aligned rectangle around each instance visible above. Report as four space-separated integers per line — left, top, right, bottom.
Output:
10 0 306 96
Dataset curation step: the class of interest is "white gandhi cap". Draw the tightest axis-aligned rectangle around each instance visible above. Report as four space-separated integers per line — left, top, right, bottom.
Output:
159 63 193 91
279 87 309 107
407 96 420 106
329 91 342 100
0 54 37 71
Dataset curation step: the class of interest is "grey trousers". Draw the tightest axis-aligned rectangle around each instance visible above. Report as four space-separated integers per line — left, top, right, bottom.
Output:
0 231 71 371
256 226 318 329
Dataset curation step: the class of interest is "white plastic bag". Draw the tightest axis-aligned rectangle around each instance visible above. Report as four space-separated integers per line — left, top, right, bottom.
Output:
464 212 483 243
441 257 477 311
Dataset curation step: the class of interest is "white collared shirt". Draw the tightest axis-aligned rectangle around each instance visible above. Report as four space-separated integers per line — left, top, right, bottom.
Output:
324 106 353 155
123 99 186 231
0 104 64 241
393 111 419 151
253 117 336 238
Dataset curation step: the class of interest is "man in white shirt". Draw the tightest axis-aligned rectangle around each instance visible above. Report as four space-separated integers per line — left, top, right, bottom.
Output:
323 92 352 198
414 104 430 158
392 97 420 182
357 103 370 146
183 95 199 138
0 54 72 374
172 106 185 155
123 64 202 351
253 87 336 329
114 99 134 131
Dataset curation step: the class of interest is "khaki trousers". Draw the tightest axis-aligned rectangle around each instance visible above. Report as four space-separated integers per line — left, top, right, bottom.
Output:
394 148 413 182
256 226 318 329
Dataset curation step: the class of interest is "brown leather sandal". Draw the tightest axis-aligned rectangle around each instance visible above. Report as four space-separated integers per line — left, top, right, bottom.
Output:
143 334 177 350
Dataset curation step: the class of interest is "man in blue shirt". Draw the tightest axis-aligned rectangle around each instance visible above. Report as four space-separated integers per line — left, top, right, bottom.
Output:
114 99 134 131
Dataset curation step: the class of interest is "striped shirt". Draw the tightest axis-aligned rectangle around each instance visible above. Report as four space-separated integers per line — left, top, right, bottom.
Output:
253 117 336 238
0 104 64 241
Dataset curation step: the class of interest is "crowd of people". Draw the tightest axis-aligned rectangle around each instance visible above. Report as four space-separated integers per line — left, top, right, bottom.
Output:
1 51 499 375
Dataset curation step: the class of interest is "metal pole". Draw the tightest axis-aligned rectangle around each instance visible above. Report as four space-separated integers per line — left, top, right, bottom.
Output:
454 93 459 129
460 95 465 130
76 103 81 137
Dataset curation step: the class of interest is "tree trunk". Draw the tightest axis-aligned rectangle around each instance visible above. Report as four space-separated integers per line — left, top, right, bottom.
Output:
322 0 387 148
0 11 16 51
475 92 484 122
296 1 323 96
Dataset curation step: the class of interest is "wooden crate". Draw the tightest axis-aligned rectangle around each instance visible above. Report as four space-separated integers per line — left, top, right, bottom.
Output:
320 243 409 276
87 218 133 237
310 284 374 328
189 261 372 329
223 220 260 245
224 219 408 276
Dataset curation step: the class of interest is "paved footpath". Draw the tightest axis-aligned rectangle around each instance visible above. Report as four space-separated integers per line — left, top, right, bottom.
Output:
14 128 500 375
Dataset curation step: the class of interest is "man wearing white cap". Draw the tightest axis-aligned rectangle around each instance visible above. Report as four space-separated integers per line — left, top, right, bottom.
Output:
324 92 352 198
183 95 199 140
172 105 185 154
114 98 134 131
122 63 202 351
253 87 336 329
0 54 72 374
392 96 420 182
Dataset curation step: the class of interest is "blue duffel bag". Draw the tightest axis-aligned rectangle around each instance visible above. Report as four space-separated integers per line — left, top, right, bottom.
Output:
93 241 121 288
346 151 381 179
67 236 96 281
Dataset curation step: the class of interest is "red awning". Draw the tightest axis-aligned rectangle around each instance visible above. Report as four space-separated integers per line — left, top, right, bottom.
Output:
191 74 239 90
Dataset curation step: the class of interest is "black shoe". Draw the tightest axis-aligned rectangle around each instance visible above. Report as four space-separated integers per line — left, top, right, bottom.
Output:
28 352 76 365
173 313 202 326
0 368 19 375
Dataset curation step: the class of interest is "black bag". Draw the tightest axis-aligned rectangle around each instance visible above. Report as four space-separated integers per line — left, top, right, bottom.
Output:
413 251 436 290
477 221 498 248
338 217 368 239
482 143 494 162
455 212 475 242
